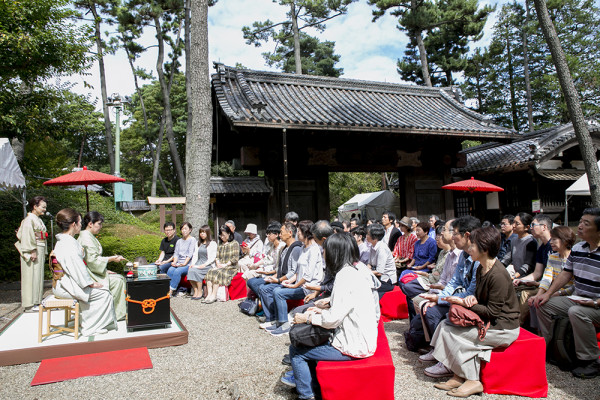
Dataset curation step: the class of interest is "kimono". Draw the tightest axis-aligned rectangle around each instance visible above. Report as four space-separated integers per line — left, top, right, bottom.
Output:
53 233 117 336
77 229 127 321
15 213 47 308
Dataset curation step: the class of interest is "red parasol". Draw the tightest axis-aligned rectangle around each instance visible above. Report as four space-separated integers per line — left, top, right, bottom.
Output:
442 177 504 193
44 166 125 212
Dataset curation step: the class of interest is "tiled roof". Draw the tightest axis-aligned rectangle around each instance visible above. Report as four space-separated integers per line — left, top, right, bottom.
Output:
454 123 600 175
210 176 271 195
211 63 516 140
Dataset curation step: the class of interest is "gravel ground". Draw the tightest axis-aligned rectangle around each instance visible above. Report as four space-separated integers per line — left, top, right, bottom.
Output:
0 286 598 400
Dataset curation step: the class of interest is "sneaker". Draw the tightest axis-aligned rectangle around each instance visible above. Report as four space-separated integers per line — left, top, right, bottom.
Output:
175 291 188 297
265 323 280 332
419 349 436 363
280 373 296 387
25 305 40 313
259 321 275 329
283 370 294 378
572 360 600 379
282 353 291 365
256 315 267 323
270 325 291 336
424 361 453 378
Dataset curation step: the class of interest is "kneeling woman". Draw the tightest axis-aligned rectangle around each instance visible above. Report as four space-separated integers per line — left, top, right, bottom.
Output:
288 233 379 400
203 224 240 304
52 208 117 336
429 225 520 397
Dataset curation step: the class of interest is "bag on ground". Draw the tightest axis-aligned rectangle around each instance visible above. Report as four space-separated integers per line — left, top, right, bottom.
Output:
547 314 577 371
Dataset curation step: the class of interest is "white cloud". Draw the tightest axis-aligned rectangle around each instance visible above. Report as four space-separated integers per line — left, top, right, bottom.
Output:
67 0 509 108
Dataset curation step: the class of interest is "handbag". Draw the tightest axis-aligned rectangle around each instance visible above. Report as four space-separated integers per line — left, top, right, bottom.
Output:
289 323 333 348
448 304 490 341
216 285 229 302
239 298 258 316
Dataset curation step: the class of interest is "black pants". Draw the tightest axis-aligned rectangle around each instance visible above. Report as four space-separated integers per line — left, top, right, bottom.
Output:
400 279 426 321
376 279 394 299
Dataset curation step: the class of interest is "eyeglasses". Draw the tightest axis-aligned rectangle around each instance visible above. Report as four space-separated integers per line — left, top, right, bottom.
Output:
499 223 508 227
530 223 544 228
452 231 462 237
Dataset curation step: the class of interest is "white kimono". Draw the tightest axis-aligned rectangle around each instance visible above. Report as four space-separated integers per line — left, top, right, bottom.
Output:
53 233 117 336
77 230 127 321
15 213 47 308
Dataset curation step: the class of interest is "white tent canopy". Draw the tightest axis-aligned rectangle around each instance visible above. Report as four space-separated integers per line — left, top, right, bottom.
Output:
0 138 25 189
337 190 400 222
564 160 600 224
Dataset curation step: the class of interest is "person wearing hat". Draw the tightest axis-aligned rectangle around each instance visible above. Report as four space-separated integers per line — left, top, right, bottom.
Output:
330 221 345 234
238 223 264 272
393 217 418 272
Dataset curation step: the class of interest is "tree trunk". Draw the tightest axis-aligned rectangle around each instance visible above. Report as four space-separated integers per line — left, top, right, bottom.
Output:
533 0 600 207
506 28 519 131
523 0 534 132
186 0 213 231
155 15 186 195
411 0 431 87
91 4 115 174
290 2 303 74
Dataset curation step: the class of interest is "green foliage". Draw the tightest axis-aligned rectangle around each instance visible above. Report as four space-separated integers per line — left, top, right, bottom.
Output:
329 172 382 216
266 31 343 77
98 229 162 274
242 0 353 76
211 161 250 177
0 187 161 282
462 0 600 131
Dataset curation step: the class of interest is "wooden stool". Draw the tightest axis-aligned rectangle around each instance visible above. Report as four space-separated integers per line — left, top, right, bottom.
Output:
38 295 80 343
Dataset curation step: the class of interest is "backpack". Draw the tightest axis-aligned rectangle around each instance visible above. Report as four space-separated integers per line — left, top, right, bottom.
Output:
238 297 259 316
547 315 577 371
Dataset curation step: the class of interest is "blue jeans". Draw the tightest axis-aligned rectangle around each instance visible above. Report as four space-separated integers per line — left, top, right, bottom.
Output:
400 279 426 321
273 286 305 324
258 283 280 322
166 262 190 290
158 262 172 274
247 277 266 297
290 342 353 399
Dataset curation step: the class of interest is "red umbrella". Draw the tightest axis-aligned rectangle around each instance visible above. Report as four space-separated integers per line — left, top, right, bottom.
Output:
44 166 125 212
442 177 504 193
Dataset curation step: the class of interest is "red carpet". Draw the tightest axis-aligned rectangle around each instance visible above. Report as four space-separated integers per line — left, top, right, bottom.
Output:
31 347 152 386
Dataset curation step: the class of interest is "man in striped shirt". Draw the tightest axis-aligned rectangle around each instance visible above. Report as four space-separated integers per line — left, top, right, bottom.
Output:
537 208 600 379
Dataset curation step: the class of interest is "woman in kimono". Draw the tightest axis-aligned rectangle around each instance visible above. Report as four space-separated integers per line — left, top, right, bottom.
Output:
15 196 48 311
53 208 117 337
78 211 126 320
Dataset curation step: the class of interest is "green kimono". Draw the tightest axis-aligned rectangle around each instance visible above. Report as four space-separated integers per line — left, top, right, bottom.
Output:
77 229 126 321
15 213 47 308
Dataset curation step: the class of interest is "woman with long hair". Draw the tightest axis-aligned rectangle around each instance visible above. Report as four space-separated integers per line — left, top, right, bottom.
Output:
78 211 127 320
203 224 240 304
166 222 196 296
15 196 48 311
52 208 117 336
282 233 380 398
187 225 217 300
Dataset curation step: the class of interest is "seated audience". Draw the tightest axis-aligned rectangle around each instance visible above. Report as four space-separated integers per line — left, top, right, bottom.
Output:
203 224 240 304
400 223 450 320
528 225 575 333
393 216 418 271
505 212 537 278
512 213 553 325
382 211 401 251
424 225 520 397
165 222 196 296
536 208 600 379
249 223 302 326
238 223 264 272
187 225 217 300
267 220 323 336
498 215 516 266
366 223 397 298
155 222 180 273
428 215 439 239
350 217 360 230
405 216 480 352
400 221 437 280
281 233 379 397
52 208 117 336
303 220 335 304
351 226 370 265
242 222 284 281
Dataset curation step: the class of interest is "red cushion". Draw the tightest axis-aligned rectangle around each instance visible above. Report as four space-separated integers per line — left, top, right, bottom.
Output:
316 320 395 400
379 286 409 322
227 273 246 300
287 298 304 310
178 275 192 289
480 328 548 398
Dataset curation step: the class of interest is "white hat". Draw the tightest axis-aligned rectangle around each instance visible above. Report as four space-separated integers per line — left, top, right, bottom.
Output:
244 223 258 235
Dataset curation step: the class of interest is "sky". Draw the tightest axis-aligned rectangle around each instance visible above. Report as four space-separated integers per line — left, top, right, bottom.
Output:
67 0 504 112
